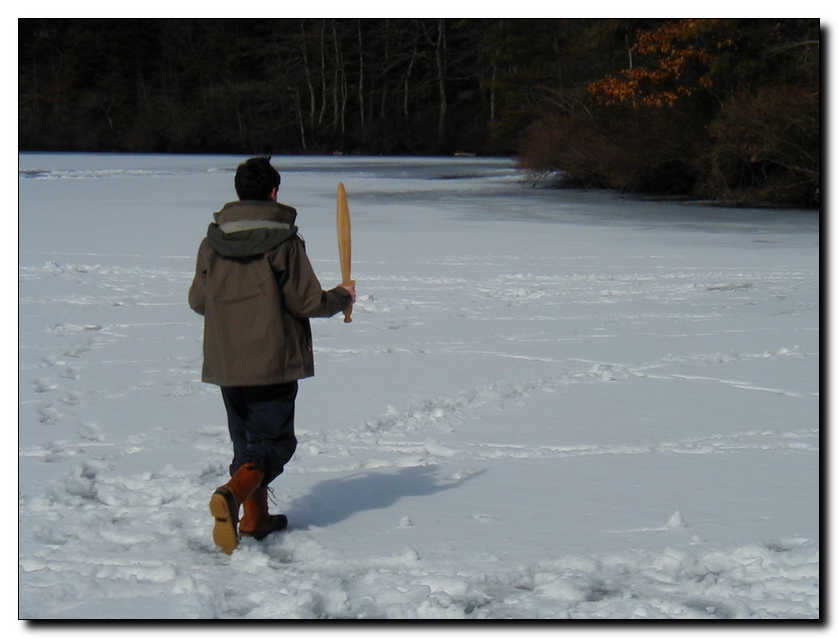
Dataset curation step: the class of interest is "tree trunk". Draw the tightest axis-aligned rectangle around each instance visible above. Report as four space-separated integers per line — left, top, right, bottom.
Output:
357 20 366 142
433 19 448 147
300 21 316 128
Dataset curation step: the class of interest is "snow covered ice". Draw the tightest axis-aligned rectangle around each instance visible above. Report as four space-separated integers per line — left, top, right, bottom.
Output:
18 154 819 619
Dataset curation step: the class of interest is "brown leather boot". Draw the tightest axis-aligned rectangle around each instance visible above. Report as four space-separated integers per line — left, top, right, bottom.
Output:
208 462 264 554
240 485 288 540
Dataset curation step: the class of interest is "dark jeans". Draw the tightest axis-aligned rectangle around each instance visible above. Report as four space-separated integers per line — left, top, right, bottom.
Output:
221 381 298 486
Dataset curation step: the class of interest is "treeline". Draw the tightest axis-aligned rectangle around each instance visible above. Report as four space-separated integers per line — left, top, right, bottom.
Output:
19 19 819 206
515 19 820 207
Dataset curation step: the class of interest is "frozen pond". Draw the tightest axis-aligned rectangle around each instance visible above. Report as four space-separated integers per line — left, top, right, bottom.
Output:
19 153 819 619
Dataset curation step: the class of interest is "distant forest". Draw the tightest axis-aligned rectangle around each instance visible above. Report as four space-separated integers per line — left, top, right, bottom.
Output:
19 18 820 206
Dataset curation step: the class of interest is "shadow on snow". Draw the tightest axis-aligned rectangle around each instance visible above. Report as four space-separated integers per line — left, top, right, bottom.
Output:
285 465 486 529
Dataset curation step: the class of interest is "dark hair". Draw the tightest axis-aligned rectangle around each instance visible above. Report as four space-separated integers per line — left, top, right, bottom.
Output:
234 156 281 201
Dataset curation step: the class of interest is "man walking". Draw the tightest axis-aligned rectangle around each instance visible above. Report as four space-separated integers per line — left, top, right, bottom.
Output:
189 156 355 554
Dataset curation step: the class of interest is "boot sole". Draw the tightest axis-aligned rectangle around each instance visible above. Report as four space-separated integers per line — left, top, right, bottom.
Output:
209 488 239 555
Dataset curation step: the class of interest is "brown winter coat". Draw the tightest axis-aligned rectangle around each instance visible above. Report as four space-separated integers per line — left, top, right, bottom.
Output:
188 200 351 387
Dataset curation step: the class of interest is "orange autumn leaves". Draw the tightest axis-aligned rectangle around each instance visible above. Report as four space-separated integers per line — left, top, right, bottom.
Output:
588 20 733 108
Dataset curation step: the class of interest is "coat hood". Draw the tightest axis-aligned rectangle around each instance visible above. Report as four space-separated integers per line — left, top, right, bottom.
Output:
207 200 298 259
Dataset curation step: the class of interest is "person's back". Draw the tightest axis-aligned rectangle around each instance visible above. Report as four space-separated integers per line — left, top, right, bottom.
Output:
189 156 355 554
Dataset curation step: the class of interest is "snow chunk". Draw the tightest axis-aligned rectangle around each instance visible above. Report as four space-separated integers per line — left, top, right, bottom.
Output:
666 511 689 530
